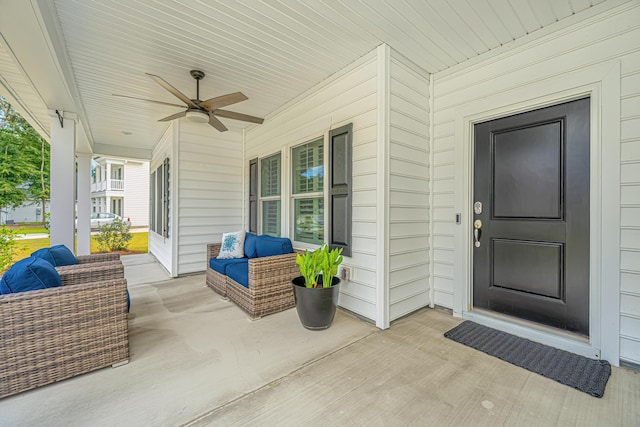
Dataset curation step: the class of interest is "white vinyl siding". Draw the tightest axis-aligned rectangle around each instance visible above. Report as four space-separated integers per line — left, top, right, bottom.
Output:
123 161 150 227
431 3 640 364
388 51 431 321
148 125 174 275
245 50 379 321
176 121 243 275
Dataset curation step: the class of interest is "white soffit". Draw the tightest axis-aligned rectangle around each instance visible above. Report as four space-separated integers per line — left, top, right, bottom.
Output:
2 0 619 156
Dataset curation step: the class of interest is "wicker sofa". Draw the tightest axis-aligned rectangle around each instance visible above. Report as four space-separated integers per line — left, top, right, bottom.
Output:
0 257 129 399
206 235 299 319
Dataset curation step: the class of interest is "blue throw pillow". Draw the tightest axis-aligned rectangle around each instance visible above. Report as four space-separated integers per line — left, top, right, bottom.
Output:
244 232 258 258
0 256 62 294
255 235 294 258
32 245 77 267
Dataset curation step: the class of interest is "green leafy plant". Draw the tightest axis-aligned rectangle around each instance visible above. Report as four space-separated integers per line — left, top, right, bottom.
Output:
95 217 132 252
295 243 343 288
0 225 17 273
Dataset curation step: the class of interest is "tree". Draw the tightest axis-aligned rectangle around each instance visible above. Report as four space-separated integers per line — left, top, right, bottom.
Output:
0 96 50 224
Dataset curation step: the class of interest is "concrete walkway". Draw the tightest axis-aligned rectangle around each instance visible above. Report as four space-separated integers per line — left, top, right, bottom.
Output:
1 255 638 426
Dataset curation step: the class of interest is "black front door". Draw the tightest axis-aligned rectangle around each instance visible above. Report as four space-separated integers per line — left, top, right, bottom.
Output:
473 98 590 336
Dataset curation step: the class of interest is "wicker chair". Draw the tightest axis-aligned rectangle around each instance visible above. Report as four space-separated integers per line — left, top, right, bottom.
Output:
206 242 299 319
0 261 129 399
206 244 228 297
226 252 298 319
76 252 121 264
55 260 125 283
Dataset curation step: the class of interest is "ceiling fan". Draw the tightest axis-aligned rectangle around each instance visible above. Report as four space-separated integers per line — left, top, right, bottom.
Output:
114 70 263 132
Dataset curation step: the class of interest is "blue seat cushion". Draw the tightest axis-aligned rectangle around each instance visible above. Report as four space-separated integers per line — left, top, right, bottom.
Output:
226 262 249 288
255 236 294 258
31 245 78 267
0 256 62 294
209 258 248 275
244 232 258 258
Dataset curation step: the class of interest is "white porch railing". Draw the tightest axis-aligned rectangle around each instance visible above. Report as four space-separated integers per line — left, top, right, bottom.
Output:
91 182 107 192
91 180 124 192
110 179 124 191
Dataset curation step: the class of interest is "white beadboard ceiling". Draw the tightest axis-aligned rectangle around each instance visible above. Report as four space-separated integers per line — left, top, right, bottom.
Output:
0 0 617 157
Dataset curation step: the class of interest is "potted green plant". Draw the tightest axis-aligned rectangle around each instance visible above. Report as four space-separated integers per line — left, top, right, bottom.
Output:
292 244 343 330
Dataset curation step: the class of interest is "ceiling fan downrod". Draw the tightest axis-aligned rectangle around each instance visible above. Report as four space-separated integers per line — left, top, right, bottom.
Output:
190 69 205 103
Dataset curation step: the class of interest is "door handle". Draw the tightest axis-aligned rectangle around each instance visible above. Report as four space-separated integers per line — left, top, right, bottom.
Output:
473 219 482 248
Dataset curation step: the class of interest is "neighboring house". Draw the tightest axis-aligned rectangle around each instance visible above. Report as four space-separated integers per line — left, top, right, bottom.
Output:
91 157 149 227
0 202 49 224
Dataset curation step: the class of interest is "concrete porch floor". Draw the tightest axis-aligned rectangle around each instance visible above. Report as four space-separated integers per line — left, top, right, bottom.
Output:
1 254 638 426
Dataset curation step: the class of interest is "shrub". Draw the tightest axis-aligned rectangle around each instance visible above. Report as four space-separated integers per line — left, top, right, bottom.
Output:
95 217 132 252
0 226 17 273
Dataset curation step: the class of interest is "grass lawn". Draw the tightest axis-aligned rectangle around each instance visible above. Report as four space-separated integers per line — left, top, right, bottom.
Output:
12 232 149 263
15 227 49 234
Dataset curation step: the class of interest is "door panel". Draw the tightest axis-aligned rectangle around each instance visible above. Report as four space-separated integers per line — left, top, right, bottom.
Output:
473 98 590 336
493 122 562 219
492 239 563 299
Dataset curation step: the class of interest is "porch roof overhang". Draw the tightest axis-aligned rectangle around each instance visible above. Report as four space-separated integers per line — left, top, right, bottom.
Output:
0 0 626 159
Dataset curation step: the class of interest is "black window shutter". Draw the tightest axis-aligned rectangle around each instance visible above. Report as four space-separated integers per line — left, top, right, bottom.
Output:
249 158 258 233
328 124 353 257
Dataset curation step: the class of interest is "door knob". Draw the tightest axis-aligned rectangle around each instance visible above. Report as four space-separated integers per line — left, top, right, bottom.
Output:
473 219 482 248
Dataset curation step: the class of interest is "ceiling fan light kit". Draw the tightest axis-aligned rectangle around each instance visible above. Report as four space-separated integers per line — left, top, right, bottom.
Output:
185 109 209 123
114 69 264 132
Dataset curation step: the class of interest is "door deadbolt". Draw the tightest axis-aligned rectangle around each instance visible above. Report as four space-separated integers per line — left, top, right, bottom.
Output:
474 201 482 215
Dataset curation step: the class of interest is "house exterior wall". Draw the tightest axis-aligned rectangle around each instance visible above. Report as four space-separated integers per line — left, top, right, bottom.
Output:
245 50 380 322
123 160 149 226
149 125 175 275
431 3 640 365
388 50 431 321
91 158 149 226
176 121 243 275
4 202 49 224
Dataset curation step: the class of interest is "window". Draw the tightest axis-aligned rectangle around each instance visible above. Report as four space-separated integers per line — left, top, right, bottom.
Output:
150 158 169 237
292 138 324 245
260 153 281 236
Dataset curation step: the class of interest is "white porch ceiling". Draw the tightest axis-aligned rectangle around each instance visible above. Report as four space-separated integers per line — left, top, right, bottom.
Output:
0 0 617 158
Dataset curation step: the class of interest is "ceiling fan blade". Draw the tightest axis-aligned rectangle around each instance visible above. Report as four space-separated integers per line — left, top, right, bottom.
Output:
113 94 185 108
214 109 264 124
199 92 248 111
146 73 199 109
158 111 187 122
209 113 228 132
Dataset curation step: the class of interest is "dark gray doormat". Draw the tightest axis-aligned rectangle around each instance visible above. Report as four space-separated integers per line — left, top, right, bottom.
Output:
444 321 611 398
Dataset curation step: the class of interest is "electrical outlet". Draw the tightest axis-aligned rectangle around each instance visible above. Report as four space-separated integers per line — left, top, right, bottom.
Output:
339 266 351 282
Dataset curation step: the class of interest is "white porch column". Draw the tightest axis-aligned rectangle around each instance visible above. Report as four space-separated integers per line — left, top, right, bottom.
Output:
48 110 77 251
76 153 92 255
106 162 112 191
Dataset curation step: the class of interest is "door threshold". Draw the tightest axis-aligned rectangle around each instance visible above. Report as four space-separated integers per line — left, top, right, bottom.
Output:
463 309 600 360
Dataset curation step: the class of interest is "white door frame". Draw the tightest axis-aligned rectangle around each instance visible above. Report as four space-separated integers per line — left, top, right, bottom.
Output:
452 61 621 365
